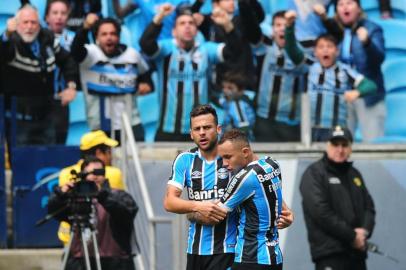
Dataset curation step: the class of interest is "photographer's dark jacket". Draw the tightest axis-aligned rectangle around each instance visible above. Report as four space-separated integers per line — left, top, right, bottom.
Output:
0 28 78 97
48 182 138 259
300 154 375 262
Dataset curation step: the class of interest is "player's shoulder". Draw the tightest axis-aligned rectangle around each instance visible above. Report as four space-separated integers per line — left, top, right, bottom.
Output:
172 147 198 165
249 157 280 173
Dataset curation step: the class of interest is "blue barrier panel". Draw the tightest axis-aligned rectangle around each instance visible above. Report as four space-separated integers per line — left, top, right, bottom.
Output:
11 146 79 247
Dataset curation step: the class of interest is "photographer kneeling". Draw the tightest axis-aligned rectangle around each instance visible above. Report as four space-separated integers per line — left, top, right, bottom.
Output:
48 156 138 270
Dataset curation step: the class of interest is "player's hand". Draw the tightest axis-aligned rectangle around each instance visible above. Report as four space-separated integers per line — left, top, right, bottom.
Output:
356 27 369 44
6 17 17 36
277 208 294 229
344 90 360 103
187 212 217 225
313 4 327 19
284 10 297 27
211 7 234 32
160 3 175 17
84 13 99 29
353 228 367 251
153 3 174 24
195 201 227 223
137 82 152 95
59 87 77 106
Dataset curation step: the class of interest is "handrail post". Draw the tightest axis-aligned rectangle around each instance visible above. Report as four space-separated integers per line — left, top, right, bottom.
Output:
301 92 311 149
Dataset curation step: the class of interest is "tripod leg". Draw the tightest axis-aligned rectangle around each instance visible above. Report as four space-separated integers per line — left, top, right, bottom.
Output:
81 229 92 270
91 230 102 270
61 230 75 270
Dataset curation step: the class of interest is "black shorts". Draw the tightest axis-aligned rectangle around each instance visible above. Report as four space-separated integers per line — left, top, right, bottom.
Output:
186 253 234 270
231 262 283 270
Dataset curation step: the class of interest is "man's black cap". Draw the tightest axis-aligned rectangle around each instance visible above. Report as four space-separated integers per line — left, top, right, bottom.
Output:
328 126 353 142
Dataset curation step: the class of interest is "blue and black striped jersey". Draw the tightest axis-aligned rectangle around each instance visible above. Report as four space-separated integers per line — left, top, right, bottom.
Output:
254 41 307 125
220 157 283 265
219 94 256 140
152 40 224 135
168 148 237 255
306 62 363 128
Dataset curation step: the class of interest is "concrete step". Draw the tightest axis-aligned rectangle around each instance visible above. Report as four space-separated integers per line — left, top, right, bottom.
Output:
0 249 62 270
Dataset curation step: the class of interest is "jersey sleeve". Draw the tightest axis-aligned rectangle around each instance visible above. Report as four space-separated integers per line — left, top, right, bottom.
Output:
136 51 150 75
80 44 99 68
342 63 364 88
219 170 255 212
153 39 174 60
205 41 225 64
167 152 189 190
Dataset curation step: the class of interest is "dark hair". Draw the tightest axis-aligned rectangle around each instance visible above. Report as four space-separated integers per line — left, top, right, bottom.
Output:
80 144 111 159
221 71 246 91
315 33 338 47
175 2 193 19
218 129 250 146
80 156 105 171
335 0 360 11
190 104 218 125
94 17 121 36
45 0 70 17
272 10 286 25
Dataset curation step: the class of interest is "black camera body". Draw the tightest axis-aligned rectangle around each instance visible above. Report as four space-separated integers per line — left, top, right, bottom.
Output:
67 170 102 223
69 169 102 198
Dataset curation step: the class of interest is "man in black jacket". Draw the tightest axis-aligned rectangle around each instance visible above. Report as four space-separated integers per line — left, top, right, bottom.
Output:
0 4 78 146
300 126 375 270
48 156 138 270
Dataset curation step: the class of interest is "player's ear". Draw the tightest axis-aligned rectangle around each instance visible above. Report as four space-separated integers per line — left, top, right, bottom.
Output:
242 146 250 158
217 124 222 135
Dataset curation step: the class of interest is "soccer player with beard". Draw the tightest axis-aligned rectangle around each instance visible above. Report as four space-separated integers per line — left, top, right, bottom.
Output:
0 4 78 145
163 104 293 270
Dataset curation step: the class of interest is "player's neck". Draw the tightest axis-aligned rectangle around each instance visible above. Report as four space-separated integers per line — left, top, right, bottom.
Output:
200 148 218 162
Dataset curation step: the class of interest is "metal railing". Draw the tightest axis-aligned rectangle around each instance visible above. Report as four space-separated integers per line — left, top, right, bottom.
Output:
120 112 174 270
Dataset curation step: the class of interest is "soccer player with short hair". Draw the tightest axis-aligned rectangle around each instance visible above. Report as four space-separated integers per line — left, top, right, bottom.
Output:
217 129 284 270
140 3 241 141
164 104 235 270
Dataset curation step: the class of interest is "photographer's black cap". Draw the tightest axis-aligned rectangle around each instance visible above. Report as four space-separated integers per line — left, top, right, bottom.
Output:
328 126 353 142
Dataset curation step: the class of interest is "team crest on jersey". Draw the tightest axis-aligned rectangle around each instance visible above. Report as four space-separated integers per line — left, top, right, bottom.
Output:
192 51 202 63
191 170 202 179
217 168 229 180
